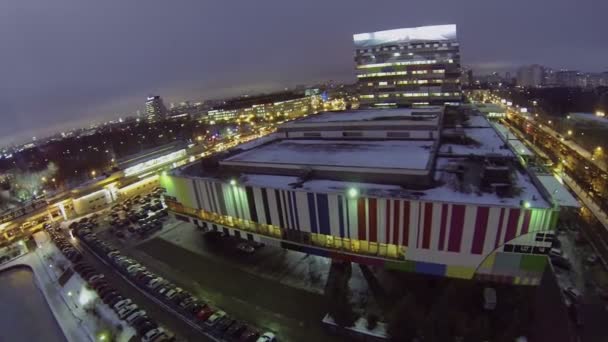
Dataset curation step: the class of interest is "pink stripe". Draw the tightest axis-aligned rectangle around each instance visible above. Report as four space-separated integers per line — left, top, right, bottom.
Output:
494 208 505 248
448 205 465 252
504 209 521 243
471 207 490 254
438 204 448 251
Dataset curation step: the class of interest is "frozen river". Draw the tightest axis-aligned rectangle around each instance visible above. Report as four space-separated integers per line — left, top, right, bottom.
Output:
0 267 66 342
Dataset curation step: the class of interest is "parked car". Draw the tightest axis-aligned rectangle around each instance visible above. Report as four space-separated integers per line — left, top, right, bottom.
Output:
236 243 255 254
226 322 247 340
205 311 226 327
256 332 277 342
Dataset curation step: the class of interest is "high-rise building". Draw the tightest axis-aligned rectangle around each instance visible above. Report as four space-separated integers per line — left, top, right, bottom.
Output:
516 65 545 88
555 70 580 87
145 95 168 120
353 24 461 108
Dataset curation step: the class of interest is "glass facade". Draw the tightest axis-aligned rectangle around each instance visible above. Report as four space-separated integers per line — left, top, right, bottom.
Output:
354 25 462 107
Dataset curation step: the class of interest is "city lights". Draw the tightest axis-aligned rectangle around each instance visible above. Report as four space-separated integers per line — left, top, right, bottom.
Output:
523 201 531 209
348 187 358 198
230 179 237 186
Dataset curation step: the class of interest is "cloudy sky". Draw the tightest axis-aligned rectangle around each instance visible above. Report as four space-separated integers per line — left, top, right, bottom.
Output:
1 0 606 146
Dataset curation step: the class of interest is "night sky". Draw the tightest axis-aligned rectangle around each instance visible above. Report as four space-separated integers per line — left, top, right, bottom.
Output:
1 0 606 146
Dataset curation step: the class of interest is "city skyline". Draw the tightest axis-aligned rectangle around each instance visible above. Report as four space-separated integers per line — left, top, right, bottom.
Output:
1 0 606 146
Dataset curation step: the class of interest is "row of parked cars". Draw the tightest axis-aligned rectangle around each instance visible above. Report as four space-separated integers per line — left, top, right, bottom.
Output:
48 224 82 263
110 191 168 238
47 226 172 342
75 227 277 342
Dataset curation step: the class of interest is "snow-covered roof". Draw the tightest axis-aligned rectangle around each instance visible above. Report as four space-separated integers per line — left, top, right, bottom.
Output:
440 128 513 157
569 112 608 127
464 114 492 128
224 139 433 171
536 175 580 208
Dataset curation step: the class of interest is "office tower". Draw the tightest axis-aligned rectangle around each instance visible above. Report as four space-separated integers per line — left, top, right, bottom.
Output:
516 65 545 88
145 95 168 120
353 24 461 108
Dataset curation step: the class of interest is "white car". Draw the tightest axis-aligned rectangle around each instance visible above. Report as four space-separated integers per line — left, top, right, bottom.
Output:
125 310 146 324
256 332 277 342
113 299 132 311
142 328 165 342
118 304 138 319
205 311 226 326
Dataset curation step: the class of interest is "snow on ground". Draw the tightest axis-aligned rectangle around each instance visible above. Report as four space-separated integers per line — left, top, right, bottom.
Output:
225 139 433 170
293 107 441 123
33 232 137 342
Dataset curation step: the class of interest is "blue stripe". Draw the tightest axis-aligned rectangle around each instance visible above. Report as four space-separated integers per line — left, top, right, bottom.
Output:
288 192 297 230
338 195 345 238
307 193 318 233
292 192 301 231
316 193 331 235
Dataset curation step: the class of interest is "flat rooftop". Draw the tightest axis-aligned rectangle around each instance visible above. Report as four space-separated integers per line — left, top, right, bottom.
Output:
175 108 553 208
294 107 441 124
440 127 513 157
223 139 433 171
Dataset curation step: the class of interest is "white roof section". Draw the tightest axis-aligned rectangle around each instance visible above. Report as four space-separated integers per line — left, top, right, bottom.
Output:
440 128 513 157
354 24 457 48
224 139 433 171
569 112 608 127
295 107 441 124
537 175 581 208
234 168 550 208
465 114 492 128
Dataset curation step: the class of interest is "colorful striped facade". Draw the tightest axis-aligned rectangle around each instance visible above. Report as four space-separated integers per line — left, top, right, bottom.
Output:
162 174 557 284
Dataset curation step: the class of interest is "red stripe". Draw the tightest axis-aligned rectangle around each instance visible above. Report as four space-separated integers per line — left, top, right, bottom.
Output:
438 204 448 251
471 207 490 254
504 209 521 243
368 198 377 242
448 205 465 252
494 208 505 248
521 209 532 235
422 203 433 249
357 198 366 241
393 200 400 244
402 201 410 246
385 200 391 243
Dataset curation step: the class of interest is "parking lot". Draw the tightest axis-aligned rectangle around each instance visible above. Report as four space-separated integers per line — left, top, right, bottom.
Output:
551 218 608 342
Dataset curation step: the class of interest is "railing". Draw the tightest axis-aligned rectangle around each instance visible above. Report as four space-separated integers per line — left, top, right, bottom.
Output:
166 200 405 260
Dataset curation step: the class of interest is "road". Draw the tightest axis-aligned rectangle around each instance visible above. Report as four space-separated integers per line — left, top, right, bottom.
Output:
102 221 344 342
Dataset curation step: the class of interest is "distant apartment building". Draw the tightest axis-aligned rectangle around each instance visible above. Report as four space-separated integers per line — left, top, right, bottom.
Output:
516 65 544 88
205 92 324 123
354 24 462 108
555 70 582 88
146 95 168 121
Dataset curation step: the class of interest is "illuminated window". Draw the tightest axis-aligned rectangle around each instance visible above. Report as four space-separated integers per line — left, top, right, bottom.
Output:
378 81 388 86
432 69 445 74
378 94 389 98
360 94 375 99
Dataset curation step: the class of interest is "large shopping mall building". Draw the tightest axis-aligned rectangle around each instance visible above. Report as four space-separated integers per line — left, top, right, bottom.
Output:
161 106 577 285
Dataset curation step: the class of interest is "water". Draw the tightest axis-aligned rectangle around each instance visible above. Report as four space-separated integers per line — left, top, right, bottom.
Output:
0 267 66 342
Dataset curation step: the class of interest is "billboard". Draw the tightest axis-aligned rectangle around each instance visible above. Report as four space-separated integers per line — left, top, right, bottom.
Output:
354 24 457 48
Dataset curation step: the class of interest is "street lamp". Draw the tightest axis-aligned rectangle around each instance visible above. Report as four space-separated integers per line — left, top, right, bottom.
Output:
91 170 96 177
567 130 573 136
348 187 358 198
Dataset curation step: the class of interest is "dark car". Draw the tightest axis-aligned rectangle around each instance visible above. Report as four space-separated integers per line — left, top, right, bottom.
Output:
239 329 260 342
213 317 235 336
225 322 247 340
103 292 121 305
101 291 119 303
135 321 158 336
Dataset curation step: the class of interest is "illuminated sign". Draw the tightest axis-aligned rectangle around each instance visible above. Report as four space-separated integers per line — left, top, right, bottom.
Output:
354 24 457 48
124 149 186 177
